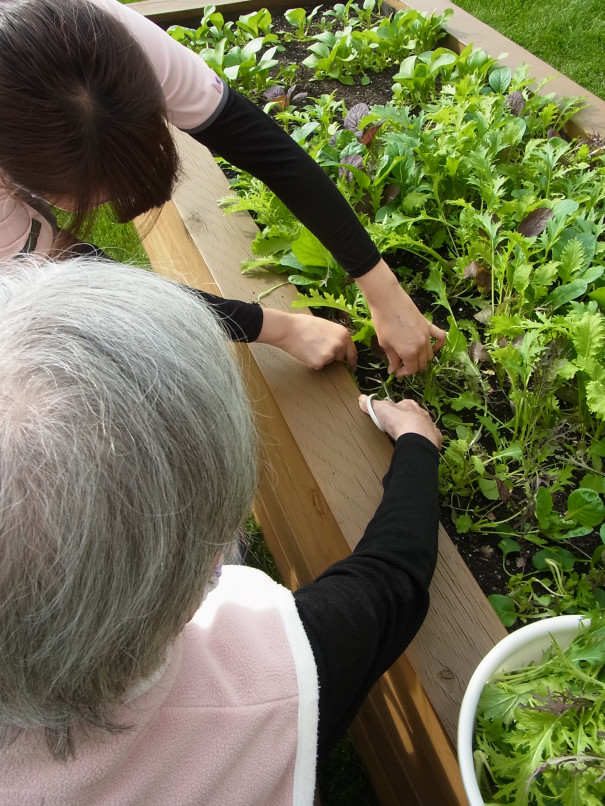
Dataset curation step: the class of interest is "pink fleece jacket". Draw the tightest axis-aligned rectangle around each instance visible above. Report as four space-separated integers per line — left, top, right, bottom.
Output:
0 0 224 261
0 566 319 806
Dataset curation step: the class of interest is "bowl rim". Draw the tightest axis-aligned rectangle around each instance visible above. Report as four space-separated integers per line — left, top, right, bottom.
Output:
457 614 589 805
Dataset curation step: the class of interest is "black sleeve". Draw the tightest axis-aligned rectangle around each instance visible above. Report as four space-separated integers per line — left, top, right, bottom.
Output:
187 287 263 343
63 242 264 343
293 434 440 762
191 87 382 279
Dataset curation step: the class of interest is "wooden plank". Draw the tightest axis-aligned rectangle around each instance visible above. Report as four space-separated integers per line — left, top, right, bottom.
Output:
129 0 295 25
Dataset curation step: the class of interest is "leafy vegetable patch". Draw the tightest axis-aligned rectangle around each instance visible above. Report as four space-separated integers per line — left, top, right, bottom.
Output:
169 1 605 625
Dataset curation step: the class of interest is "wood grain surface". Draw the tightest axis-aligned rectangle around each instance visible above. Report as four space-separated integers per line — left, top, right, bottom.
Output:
129 0 295 25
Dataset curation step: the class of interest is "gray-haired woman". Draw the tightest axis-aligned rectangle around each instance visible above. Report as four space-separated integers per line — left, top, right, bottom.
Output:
0 257 441 805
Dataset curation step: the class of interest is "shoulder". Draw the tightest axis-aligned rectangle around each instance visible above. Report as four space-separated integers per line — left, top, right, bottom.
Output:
0 180 54 259
87 0 224 130
180 566 317 707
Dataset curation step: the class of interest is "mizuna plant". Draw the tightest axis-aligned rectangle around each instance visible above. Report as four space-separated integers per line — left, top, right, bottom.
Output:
474 613 605 804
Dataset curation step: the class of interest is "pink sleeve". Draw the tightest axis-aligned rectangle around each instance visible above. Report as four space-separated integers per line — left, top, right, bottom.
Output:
0 181 54 261
0 1 225 260
92 0 225 131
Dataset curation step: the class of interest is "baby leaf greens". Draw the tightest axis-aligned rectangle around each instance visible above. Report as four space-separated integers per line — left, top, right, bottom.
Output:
475 614 605 805
168 4 605 624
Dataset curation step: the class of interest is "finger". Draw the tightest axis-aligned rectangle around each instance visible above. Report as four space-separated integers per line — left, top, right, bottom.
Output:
384 347 402 375
415 345 430 373
359 393 390 416
431 324 447 351
425 338 434 367
313 350 332 370
344 338 358 371
396 353 419 377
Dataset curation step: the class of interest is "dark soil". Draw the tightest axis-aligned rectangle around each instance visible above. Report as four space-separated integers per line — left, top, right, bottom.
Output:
269 15 400 106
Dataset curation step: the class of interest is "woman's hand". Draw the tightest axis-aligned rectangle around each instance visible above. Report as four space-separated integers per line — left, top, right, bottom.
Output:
256 308 357 370
356 259 446 377
358 394 442 449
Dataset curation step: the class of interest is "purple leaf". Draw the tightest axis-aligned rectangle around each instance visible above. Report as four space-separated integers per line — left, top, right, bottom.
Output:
464 261 491 292
468 341 490 363
463 260 481 279
496 479 512 503
474 307 493 325
475 266 492 292
505 90 525 117
381 184 400 206
344 103 370 132
264 85 285 100
518 207 554 238
339 154 364 182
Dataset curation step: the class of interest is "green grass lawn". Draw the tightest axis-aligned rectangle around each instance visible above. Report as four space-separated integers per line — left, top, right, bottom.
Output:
87 209 148 264
55 206 148 264
453 0 605 100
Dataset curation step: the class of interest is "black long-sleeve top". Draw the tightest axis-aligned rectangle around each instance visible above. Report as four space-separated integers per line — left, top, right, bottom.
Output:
194 85 381 279
293 434 440 762
186 84 383 342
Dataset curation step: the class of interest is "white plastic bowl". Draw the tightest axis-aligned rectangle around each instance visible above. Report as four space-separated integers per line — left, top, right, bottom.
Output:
457 614 589 806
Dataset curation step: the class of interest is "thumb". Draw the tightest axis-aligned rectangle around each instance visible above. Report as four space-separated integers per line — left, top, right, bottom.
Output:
344 338 358 371
358 393 369 414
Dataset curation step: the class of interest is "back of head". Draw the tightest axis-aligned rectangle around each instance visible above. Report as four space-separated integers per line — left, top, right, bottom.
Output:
0 0 179 231
0 257 257 757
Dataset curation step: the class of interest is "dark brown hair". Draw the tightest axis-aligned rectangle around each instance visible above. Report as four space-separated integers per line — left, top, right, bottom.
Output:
0 0 179 236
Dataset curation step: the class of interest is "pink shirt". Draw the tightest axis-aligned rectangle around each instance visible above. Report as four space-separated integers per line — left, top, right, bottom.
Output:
0 567 319 805
0 0 224 261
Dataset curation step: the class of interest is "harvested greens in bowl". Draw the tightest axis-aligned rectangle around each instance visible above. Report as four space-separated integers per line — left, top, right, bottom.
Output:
474 612 605 805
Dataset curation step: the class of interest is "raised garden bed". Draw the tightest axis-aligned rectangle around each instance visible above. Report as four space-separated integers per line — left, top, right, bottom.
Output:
132 0 605 803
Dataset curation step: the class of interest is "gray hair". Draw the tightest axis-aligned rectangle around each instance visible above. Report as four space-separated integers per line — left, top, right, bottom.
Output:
0 257 257 757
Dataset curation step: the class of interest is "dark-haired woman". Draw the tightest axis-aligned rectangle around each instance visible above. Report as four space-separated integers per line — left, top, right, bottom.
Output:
0 0 446 374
